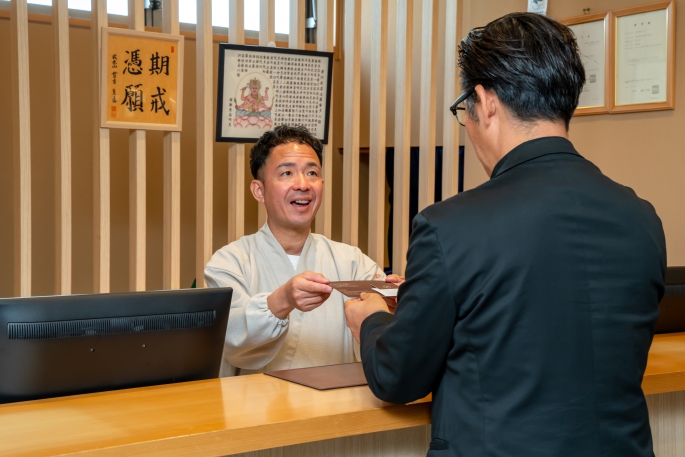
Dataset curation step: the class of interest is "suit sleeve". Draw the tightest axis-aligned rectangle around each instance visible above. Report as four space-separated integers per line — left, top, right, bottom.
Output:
360 213 456 404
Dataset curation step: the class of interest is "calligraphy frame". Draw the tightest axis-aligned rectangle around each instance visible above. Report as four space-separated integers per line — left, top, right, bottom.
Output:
611 1 676 114
100 27 185 131
215 44 334 144
560 12 612 116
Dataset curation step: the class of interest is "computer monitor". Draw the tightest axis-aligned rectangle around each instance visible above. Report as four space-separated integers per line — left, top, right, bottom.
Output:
0 287 232 404
655 267 685 334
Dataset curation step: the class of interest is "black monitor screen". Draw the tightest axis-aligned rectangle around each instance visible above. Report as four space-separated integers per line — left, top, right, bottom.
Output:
0 287 232 404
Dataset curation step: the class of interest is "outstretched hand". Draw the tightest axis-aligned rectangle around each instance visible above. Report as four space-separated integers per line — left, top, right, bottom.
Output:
344 292 390 343
268 271 332 319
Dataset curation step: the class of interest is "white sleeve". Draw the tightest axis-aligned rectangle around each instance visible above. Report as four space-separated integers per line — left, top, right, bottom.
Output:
354 249 386 281
205 256 290 371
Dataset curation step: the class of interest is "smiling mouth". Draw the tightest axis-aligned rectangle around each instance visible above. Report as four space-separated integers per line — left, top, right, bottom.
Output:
291 199 311 207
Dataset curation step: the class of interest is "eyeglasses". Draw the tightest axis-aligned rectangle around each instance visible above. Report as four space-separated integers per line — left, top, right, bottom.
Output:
449 89 474 127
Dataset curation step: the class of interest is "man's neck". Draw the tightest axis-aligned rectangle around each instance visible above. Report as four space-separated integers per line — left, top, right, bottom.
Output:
267 220 310 255
487 121 568 175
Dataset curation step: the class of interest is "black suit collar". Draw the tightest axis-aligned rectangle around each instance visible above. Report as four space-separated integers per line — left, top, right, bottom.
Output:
490 136 580 179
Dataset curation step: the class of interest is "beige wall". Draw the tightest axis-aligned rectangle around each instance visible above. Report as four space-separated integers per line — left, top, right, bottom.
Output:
459 0 685 266
1 0 683 297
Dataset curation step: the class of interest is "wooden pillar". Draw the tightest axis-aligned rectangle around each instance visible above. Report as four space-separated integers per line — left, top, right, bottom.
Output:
342 0 361 247
314 0 335 239
196 0 214 288
257 0 276 229
53 0 72 295
367 0 388 267
163 0 181 290
11 0 31 297
92 0 111 293
392 0 413 275
228 0 246 244
442 0 461 199
128 0 147 291
418 0 438 212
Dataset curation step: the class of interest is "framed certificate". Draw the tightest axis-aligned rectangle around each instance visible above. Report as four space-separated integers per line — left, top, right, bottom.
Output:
611 1 675 113
561 12 612 116
216 44 334 143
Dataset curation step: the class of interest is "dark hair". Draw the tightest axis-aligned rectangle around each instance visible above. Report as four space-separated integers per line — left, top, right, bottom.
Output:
458 12 585 129
249 125 324 180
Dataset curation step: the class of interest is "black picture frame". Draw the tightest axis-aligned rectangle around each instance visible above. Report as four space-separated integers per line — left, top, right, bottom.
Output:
215 44 334 144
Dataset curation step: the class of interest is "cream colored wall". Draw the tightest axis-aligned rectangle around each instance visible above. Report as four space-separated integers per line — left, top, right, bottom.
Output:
459 0 685 266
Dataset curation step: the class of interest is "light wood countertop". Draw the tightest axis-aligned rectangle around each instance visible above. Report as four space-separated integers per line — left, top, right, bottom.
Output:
1 332 684 457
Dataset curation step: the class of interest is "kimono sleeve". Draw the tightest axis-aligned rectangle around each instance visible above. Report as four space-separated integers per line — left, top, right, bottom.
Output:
204 247 290 370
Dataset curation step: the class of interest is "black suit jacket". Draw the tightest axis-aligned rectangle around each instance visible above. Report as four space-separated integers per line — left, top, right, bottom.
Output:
360 137 666 457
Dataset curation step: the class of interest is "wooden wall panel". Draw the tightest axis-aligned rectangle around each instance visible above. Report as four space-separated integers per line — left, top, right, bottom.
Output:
367 0 388 267
228 0 246 244
442 0 460 200
53 0 72 295
342 0 361 247
417 0 438 212
314 0 335 240
92 0 111 293
128 0 146 291
10 0 31 297
196 0 214 288
163 0 181 290
392 0 413 275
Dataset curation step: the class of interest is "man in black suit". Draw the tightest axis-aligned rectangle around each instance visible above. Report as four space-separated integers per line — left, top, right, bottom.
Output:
344 12 666 457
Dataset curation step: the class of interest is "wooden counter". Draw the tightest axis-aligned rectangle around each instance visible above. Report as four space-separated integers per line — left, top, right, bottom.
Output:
1 333 684 457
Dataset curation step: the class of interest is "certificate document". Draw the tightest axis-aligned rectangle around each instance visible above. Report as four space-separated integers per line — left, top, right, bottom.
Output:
616 9 669 106
569 20 606 108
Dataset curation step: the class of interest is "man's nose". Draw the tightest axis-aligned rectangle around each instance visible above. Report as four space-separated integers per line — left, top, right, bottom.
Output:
293 173 310 190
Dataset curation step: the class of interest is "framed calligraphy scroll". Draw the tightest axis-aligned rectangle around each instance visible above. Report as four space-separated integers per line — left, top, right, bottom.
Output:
560 12 612 116
216 44 334 143
100 27 184 131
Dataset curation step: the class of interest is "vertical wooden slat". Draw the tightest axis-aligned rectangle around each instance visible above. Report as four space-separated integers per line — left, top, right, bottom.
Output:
92 0 110 293
259 0 276 45
53 0 72 295
367 0 387 267
342 0 361 247
10 0 31 297
163 0 181 290
442 0 460 199
289 0 305 49
257 0 275 229
392 0 413 275
128 0 146 291
314 0 334 239
417 0 438 212
228 0 246 243
196 0 214 288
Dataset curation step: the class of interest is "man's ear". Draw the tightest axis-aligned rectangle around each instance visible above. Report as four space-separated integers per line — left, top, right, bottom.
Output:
250 179 265 204
474 85 498 127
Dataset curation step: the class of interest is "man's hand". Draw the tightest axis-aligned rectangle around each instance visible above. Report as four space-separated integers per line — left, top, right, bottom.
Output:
344 292 390 343
385 274 405 286
268 271 332 319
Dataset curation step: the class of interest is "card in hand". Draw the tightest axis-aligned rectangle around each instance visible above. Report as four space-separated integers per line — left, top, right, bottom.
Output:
329 280 399 298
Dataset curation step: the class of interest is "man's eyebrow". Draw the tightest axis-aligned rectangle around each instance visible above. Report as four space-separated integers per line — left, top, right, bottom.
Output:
276 162 296 168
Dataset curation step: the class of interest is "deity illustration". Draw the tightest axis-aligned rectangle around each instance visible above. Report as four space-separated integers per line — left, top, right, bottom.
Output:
234 73 274 129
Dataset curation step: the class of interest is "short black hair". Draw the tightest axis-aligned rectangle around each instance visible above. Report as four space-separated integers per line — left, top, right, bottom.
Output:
249 125 324 180
458 12 585 129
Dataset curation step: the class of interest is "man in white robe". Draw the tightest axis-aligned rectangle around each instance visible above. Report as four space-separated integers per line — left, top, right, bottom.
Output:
205 125 397 376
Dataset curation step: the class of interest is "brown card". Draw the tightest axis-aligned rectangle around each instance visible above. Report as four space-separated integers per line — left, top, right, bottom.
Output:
265 362 368 390
329 280 398 298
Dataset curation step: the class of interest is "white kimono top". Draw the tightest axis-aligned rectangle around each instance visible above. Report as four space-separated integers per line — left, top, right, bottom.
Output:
205 223 385 376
